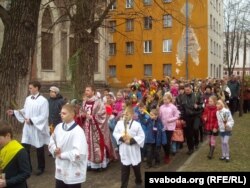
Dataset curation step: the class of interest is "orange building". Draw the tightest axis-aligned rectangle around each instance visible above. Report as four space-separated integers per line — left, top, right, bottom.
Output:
107 0 224 87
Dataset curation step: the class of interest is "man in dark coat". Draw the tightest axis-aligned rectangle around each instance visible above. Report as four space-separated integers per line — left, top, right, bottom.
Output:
181 84 203 155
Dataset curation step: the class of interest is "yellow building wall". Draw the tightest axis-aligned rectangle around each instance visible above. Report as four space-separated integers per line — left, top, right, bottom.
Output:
108 0 208 87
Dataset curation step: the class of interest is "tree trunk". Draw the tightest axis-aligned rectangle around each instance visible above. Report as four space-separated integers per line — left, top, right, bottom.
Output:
0 0 41 122
239 32 247 117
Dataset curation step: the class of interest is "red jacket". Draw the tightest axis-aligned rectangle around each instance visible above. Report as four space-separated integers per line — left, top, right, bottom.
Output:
202 105 218 131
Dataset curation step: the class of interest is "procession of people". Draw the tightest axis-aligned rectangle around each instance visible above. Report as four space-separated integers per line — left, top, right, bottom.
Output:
1 74 249 188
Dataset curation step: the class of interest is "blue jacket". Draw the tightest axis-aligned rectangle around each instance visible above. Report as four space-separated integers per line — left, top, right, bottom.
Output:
137 111 150 133
145 118 167 146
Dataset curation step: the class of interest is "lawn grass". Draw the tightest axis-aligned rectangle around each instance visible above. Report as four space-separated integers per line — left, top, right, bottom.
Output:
180 113 250 172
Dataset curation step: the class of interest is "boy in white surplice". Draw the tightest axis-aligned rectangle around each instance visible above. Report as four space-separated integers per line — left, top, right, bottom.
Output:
113 106 145 188
49 104 88 188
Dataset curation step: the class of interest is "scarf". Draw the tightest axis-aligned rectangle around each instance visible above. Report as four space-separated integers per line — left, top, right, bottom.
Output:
0 140 23 170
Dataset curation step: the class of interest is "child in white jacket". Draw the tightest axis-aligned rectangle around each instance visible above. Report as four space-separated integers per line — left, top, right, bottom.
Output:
216 100 234 162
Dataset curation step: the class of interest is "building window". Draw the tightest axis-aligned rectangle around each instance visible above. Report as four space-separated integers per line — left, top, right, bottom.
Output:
94 42 99 72
219 3 221 15
126 64 133 68
41 7 53 70
214 41 216 55
109 65 116 77
219 65 221 78
126 41 134 55
163 0 172 3
126 0 134 8
109 43 116 56
126 19 134 31
210 39 213 54
144 16 152 29
213 18 215 32
163 64 172 77
163 39 172 52
143 0 152 6
110 0 117 10
163 14 172 28
109 21 116 33
144 40 152 53
144 64 152 76
210 64 213 77
210 15 212 29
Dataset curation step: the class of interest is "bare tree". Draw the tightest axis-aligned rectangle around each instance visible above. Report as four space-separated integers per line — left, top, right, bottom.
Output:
224 0 250 75
0 0 41 120
54 0 116 99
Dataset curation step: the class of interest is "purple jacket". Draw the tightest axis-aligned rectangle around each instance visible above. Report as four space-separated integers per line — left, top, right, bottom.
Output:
159 103 180 131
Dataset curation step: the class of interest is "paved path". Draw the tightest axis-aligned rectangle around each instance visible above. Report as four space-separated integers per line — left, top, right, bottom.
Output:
27 142 200 188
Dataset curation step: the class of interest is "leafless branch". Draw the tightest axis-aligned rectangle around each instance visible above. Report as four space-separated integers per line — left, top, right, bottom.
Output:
91 0 116 34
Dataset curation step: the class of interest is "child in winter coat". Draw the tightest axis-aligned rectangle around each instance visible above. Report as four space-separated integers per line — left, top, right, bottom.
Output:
159 92 180 164
216 100 234 162
171 119 185 155
145 109 167 169
202 96 219 159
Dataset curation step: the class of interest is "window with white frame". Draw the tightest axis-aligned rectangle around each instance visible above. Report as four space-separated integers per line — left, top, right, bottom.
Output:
163 39 172 52
126 41 134 55
163 14 172 27
214 41 216 55
144 64 152 76
163 64 172 77
126 0 134 8
162 0 172 3
213 18 215 32
109 65 116 77
143 0 152 5
210 15 212 29
109 21 116 32
210 64 213 77
210 39 213 54
144 40 152 53
109 43 116 55
110 0 117 10
126 19 134 31
144 16 152 29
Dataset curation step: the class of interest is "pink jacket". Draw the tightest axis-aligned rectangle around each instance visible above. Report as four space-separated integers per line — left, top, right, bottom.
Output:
159 103 180 131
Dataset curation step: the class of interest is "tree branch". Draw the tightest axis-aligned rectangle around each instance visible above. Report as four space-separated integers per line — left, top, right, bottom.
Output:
0 5 10 26
90 0 116 34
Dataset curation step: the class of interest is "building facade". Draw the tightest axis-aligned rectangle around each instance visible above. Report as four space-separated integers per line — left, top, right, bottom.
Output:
0 0 109 88
33 0 108 86
107 0 224 87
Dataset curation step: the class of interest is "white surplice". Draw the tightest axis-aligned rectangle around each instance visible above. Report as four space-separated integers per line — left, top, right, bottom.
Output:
48 121 88 184
14 94 50 148
113 120 145 166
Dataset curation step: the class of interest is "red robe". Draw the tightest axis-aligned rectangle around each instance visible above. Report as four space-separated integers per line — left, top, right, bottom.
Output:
75 96 116 165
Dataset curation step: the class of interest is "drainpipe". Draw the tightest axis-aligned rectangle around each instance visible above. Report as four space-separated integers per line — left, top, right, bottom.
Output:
185 0 189 80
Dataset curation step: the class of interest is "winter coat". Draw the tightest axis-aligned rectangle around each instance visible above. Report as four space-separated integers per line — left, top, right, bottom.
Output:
145 118 167 146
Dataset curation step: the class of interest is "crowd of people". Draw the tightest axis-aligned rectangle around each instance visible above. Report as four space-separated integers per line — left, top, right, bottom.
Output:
0 74 249 188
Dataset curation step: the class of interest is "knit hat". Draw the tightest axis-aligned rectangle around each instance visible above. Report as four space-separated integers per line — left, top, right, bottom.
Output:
49 86 60 94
